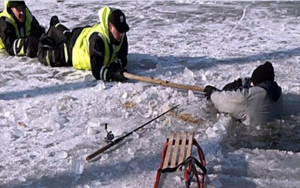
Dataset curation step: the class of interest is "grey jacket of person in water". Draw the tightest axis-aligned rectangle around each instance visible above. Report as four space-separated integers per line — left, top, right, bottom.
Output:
210 79 283 125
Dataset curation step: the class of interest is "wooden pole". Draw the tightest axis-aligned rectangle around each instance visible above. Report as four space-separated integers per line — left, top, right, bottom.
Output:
123 72 204 92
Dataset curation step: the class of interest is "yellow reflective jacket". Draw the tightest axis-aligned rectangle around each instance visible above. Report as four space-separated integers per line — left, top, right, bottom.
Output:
0 1 32 49
72 6 124 70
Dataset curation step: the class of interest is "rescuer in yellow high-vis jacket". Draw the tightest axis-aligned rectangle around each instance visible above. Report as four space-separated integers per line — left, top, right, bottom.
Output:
38 6 129 82
0 1 45 57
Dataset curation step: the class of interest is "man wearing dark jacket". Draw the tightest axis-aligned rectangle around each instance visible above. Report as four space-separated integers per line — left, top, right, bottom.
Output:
37 6 129 82
204 61 283 125
0 1 45 57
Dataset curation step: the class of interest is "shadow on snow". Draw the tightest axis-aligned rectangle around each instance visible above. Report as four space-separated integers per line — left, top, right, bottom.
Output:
1 46 300 100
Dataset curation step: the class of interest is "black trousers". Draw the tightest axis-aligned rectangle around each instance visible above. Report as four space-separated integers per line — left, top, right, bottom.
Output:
38 24 72 67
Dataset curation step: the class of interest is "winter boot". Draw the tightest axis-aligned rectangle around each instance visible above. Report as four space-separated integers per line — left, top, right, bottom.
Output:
50 15 60 27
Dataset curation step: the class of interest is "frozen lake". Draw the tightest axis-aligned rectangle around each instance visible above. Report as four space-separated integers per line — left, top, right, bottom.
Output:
1 1 300 188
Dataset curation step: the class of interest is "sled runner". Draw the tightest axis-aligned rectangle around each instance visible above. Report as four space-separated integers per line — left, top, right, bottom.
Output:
154 131 206 188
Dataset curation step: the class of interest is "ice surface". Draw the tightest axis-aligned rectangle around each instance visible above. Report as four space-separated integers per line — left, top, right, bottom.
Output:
1 1 300 188
211 177 223 188
174 176 181 183
129 161 139 172
86 118 100 127
90 165 100 176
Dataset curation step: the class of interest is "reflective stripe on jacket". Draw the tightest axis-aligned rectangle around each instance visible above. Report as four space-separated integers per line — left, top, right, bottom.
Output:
72 6 124 70
0 1 32 49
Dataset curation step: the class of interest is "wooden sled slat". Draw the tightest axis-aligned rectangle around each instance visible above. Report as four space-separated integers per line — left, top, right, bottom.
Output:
171 132 181 167
178 131 188 165
186 131 194 158
154 131 206 188
163 131 174 169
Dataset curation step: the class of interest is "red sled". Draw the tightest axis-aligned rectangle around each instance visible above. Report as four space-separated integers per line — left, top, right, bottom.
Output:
154 131 207 188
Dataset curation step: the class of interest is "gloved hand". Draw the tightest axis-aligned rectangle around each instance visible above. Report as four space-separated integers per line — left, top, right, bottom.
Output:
110 61 122 70
108 61 128 82
39 34 55 47
222 78 242 91
204 85 220 100
26 36 39 58
111 68 127 82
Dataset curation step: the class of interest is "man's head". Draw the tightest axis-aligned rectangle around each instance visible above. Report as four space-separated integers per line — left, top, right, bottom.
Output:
109 9 129 42
251 61 275 86
9 1 26 23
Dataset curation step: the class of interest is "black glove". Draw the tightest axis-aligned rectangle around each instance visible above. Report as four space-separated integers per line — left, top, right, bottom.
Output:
222 78 242 91
101 62 128 82
110 61 122 70
103 62 126 82
110 68 127 82
39 34 55 47
204 85 220 100
26 36 39 58
110 61 128 82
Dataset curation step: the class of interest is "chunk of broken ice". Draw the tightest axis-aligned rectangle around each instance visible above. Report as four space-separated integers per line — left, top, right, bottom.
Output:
155 62 164 75
183 67 194 79
13 128 25 138
56 151 68 159
95 81 106 91
87 127 96 135
188 90 195 101
206 127 217 138
132 131 139 139
84 74 94 82
1 131 11 141
71 159 85 174
122 91 128 99
91 180 102 187
51 122 61 131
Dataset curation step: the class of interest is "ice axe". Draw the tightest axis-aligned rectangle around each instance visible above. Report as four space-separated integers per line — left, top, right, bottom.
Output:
123 72 204 92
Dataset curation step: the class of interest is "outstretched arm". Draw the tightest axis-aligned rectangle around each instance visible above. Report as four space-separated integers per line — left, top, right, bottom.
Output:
210 89 247 120
89 33 126 82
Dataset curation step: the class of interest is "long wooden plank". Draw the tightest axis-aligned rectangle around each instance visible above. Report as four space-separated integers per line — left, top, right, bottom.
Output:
186 131 194 158
124 72 204 92
171 132 181 167
163 132 174 169
178 131 188 164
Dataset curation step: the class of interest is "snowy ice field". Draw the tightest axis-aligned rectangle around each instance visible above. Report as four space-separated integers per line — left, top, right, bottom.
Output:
1 0 300 187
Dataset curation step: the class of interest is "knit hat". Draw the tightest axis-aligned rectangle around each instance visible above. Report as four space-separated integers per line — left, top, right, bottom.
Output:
9 1 26 11
251 61 275 85
109 9 129 33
